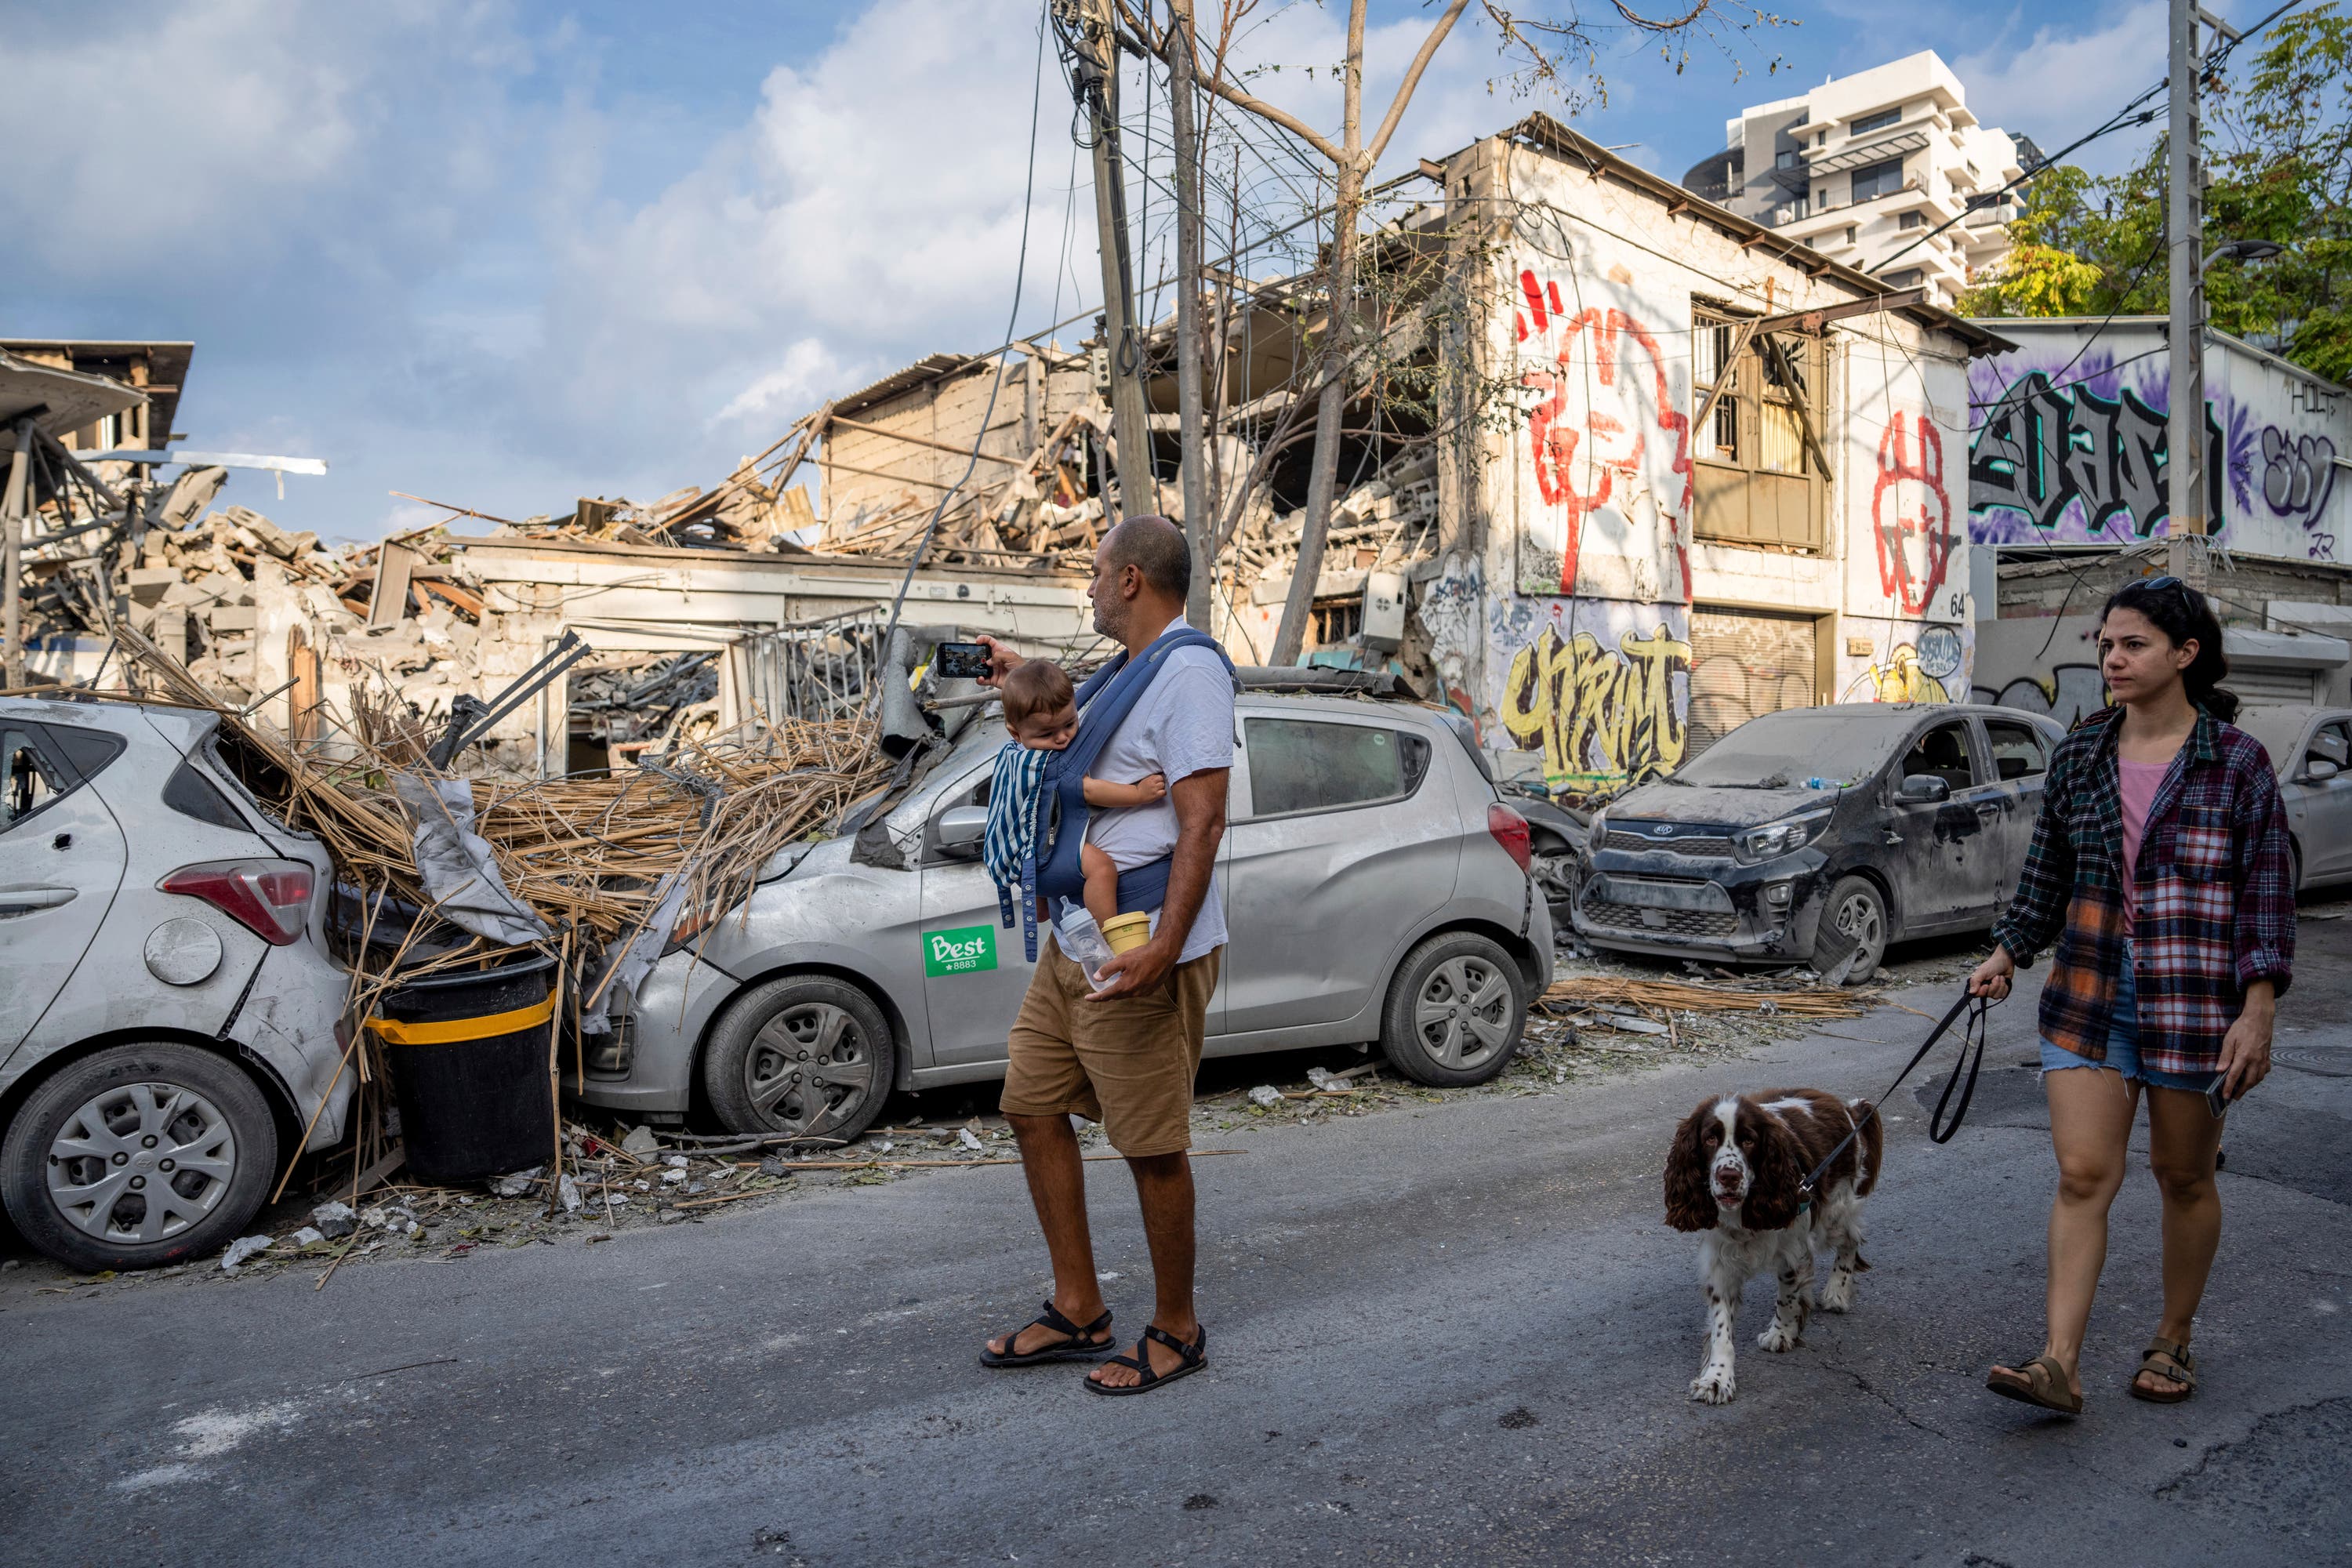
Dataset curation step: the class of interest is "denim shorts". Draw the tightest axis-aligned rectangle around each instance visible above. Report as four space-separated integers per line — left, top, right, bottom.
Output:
2039 947 2211 1092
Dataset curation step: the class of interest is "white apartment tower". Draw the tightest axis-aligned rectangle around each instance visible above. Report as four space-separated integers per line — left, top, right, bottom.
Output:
1680 52 2039 307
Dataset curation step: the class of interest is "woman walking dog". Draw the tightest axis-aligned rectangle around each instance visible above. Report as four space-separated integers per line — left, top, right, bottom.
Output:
1968 576 2294 1414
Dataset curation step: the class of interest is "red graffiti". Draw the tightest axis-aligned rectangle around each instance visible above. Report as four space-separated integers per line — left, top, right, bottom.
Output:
1871 412 1955 617
1517 272 1693 598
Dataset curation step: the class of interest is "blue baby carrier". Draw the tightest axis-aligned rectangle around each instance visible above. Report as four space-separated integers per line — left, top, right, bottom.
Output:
1004 624 1233 961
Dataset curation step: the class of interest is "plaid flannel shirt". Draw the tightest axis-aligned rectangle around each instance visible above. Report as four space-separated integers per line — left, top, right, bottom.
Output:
1989 704 2295 1075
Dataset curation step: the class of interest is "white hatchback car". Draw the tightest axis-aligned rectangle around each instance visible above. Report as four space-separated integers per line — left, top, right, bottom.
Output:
0 697 354 1272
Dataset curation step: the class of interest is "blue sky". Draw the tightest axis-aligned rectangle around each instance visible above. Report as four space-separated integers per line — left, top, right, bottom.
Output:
0 0 2178 543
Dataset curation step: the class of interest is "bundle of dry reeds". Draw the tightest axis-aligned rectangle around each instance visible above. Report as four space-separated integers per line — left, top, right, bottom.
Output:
109 617 895 948
1541 977 1874 1021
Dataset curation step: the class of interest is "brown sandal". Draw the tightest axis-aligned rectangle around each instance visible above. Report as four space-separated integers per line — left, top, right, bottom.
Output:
1986 1354 2083 1415
2130 1338 2196 1403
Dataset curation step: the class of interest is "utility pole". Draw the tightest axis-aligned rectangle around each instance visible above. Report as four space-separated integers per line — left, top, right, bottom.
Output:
1062 0 1156 521
1166 1 1212 626
2165 0 2208 588
2 421 31 690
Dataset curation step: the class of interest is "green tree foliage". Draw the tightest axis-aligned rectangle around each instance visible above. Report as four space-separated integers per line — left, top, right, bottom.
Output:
1960 2 2352 383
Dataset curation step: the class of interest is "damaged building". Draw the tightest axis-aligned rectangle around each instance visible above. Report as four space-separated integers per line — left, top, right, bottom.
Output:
770 115 2003 799
12 121 2016 804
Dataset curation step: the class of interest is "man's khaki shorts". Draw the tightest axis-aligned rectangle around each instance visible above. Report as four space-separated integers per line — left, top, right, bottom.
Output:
1000 942 1221 1157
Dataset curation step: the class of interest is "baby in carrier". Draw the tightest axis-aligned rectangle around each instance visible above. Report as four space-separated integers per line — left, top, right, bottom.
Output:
984 658 1165 933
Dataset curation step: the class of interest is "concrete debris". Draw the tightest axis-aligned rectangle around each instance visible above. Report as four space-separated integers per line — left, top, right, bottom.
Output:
660 1167 688 1185
489 1167 543 1199
220 1236 274 1272
558 1174 583 1214
1247 1085 1284 1109
758 1158 789 1178
958 1128 985 1152
621 1127 661 1156
290 1227 325 1248
310 1201 357 1240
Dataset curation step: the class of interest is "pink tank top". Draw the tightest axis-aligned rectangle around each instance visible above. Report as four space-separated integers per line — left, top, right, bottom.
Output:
2118 757 2169 931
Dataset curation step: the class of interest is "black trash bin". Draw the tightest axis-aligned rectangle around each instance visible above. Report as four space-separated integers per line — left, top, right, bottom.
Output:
372 953 558 1185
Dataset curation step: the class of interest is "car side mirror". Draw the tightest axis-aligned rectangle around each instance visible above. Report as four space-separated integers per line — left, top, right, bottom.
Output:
2306 756 2343 782
1897 773 1951 804
935 804 989 851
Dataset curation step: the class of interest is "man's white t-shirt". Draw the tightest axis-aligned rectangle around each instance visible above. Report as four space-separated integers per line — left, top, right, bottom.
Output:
1073 619 1235 965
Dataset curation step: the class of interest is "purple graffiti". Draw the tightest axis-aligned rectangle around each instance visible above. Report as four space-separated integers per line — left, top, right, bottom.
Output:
1969 371 2227 543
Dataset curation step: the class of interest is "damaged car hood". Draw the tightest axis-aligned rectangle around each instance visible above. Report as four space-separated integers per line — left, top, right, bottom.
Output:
1609 782 1840 828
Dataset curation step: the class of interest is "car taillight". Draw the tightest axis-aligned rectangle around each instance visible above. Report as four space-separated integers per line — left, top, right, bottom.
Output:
1486 802 1534 875
160 859 315 945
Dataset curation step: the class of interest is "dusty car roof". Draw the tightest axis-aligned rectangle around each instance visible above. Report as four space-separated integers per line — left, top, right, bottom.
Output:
0 693 217 748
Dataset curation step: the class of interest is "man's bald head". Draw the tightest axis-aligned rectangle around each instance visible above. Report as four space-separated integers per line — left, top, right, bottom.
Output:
1102 515 1191 604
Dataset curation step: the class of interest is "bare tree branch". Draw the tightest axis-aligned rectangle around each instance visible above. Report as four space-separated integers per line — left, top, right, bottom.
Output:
1366 0 1474 165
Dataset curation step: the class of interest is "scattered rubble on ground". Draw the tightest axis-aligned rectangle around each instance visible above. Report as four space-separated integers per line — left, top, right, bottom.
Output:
8 940 1991 1294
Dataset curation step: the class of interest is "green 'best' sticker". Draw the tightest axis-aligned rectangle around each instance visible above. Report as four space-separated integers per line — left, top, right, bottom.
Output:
924 924 998 977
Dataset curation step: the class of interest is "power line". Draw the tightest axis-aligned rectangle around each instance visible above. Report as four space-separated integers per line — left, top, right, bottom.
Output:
881 0 1051 647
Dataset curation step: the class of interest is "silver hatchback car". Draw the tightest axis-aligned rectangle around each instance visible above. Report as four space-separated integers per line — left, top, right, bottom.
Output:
0 698 354 1272
577 691 1554 1141
2233 704 2352 891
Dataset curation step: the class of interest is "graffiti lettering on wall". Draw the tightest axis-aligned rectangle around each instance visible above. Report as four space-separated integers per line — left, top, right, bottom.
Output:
2261 427 2339 557
1973 664 2109 729
1969 371 2225 543
1496 610 1691 793
1515 268 1693 597
1871 413 1957 616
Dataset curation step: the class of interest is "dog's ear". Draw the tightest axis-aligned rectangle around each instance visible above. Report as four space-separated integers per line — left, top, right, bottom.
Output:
1740 1111 1808 1231
1664 1100 1718 1232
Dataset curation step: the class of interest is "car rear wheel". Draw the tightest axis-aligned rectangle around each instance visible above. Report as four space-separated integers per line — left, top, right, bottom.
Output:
1378 932 1526 1087
1 1043 278 1273
703 975 897 1142
1817 875 1889 985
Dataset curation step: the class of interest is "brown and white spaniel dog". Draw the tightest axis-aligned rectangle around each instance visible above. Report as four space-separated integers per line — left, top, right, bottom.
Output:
1664 1089 1883 1405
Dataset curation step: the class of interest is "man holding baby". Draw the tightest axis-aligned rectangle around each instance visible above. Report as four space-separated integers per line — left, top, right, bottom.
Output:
972 515 1234 1396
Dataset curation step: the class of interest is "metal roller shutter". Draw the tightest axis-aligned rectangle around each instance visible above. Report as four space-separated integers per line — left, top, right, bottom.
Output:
2230 665 2321 705
1686 607 1820 757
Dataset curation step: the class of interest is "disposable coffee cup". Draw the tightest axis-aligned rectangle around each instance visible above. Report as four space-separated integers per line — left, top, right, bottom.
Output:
1101 911 1153 956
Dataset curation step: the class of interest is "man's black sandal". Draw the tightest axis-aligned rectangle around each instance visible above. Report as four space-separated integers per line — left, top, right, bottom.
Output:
1085 1323 1207 1396
980 1302 1115 1368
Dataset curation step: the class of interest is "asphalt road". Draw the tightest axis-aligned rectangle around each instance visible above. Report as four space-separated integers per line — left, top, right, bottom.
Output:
7 920 2351 1568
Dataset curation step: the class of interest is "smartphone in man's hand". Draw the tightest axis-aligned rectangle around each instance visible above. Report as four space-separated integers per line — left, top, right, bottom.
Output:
935 641 993 681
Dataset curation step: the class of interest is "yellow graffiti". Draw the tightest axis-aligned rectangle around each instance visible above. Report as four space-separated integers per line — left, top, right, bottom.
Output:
1499 624 1692 790
1844 644 1950 704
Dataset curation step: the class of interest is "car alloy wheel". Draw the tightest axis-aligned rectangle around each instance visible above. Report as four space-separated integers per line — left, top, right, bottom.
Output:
46 1081 240 1247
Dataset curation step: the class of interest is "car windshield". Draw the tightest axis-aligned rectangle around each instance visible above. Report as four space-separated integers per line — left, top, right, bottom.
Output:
1669 712 1903 789
2233 708 2311 774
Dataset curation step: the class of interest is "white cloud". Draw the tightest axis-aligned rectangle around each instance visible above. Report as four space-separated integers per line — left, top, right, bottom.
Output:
711 339 843 430
1955 2 2168 174
0 0 1659 544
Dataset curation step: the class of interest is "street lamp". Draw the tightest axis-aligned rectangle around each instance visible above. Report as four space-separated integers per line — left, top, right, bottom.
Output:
2204 238 2288 270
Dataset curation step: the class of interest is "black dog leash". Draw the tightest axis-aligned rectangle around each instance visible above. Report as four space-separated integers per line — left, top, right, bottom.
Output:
1796 987 1998 1201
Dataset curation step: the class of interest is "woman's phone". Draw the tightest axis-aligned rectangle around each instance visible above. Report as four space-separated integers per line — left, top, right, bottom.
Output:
2204 1073 2234 1119
935 641 993 681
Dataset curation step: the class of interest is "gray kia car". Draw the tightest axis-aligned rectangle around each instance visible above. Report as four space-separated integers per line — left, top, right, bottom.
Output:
0 697 354 1272
575 690 1553 1142
1575 702 2067 982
